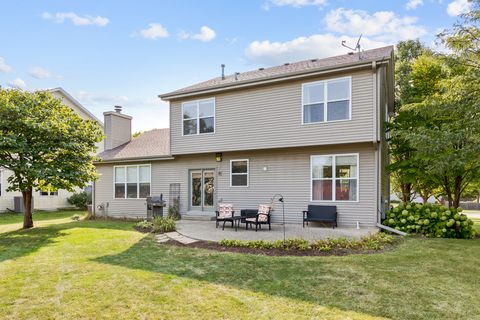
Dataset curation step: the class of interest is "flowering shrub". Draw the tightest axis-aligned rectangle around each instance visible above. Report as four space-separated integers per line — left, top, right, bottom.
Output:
383 203 476 239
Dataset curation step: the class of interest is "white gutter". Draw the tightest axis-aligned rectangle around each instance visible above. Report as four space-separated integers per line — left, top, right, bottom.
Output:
94 156 175 164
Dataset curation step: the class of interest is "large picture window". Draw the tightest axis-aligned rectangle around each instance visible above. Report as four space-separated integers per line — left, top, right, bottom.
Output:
114 165 151 199
303 77 351 124
182 98 215 135
311 154 358 202
230 159 249 187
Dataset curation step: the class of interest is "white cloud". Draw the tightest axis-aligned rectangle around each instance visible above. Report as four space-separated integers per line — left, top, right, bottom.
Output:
179 26 216 42
28 66 52 79
8 78 27 89
447 0 472 16
325 8 427 42
42 12 109 27
76 90 129 105
137 23 169 40
406 0 424 10
263 0 327 10
245 33 387 65
0 57 12 73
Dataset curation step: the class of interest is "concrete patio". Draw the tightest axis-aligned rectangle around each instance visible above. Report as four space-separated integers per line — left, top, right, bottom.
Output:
176 220 377 242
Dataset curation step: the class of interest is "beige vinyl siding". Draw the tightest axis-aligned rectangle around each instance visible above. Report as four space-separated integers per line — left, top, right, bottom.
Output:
50 90 104 154
94 143 377 227
170 69 375 155
0 168 75 212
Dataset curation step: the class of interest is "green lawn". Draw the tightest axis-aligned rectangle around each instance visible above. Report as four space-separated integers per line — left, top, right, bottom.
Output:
0 212 479 319
0 210 82 233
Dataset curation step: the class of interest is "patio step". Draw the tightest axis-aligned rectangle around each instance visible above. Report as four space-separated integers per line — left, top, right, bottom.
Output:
181 214 215 221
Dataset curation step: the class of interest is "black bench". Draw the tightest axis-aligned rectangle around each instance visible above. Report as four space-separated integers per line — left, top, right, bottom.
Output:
302 205 337 228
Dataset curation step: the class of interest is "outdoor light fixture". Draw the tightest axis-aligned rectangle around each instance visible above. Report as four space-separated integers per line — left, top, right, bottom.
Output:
215 153 223 162
271 193 285 241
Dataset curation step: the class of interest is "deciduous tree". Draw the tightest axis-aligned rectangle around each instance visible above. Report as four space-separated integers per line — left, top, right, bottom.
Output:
0 89 103 228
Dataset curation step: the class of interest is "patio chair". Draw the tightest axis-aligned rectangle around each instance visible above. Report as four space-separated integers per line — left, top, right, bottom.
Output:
245 204 271 231
215 203 235 230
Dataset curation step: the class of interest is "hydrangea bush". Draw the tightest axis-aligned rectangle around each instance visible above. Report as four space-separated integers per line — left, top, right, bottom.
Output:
383 203 476 239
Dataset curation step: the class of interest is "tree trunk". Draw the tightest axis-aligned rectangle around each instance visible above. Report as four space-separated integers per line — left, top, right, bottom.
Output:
452 176 463 208
22 188 33 229
400 183 412 203
443 175 453 208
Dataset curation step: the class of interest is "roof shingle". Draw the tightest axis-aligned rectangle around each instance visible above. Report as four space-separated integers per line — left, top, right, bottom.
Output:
97 128 170 161
160 46 393 99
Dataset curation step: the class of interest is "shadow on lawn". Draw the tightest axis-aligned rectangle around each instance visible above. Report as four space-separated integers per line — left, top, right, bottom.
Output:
92 234 480 320
0 219 135 263
93 236 393 319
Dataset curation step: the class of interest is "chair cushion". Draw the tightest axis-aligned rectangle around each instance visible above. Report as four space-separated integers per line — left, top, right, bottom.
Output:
257 205 270 222
218 203 233 218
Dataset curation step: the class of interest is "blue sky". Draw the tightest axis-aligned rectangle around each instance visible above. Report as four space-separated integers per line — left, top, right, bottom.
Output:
0 0 470 131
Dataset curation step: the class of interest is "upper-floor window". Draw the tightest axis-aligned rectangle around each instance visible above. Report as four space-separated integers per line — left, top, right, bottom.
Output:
302 77 351 124
230 159 249 187
114 165 151 199
182 98 215 135
311 154 358 202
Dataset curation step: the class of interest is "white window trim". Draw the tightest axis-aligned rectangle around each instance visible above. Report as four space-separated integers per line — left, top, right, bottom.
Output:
39 189 58 196
181 97 216 136
0 169 3 197
301 76 352 125
230 159 249 187
310 153 359 203
113 164 151 200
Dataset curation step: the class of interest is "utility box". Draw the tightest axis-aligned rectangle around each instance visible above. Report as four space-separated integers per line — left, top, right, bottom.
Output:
13 196 34 213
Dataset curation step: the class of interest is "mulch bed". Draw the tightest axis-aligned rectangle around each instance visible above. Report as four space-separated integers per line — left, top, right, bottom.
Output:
162 238 402 257
134 226 153 233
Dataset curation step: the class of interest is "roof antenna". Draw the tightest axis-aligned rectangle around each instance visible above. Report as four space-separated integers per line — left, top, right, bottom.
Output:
221 64 225 80
341 34 364 59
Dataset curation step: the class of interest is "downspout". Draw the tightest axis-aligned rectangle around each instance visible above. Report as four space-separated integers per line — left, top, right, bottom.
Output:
92 180 96 217
372 61 381 226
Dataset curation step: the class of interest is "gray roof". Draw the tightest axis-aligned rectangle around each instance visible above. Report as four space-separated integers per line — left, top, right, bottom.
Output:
97 128 170 162
160 46 393 100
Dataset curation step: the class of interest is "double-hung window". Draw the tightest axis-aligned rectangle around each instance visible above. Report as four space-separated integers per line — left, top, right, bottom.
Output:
311 154 358 201
230 159 249 187
182 98 215 135
303 77 351 123
114 165 151 199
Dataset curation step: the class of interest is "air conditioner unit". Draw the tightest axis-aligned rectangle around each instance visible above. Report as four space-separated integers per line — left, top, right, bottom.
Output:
13 196 34 213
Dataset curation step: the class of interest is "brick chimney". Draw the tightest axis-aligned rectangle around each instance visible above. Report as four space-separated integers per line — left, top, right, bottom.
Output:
103 106 132 150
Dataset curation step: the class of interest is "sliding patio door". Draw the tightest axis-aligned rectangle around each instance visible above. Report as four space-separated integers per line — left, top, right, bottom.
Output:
189 169 215 211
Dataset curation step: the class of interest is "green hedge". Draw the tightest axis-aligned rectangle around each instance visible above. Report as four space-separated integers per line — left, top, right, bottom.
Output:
219 233 395 252
383 203 476 239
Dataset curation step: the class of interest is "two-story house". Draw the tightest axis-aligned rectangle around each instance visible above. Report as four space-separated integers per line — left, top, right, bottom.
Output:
93 46 394 227
0 87 104 212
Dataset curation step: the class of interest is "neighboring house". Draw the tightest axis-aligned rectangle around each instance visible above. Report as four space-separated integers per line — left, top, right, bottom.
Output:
93 46 394 227
0 88 104 212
